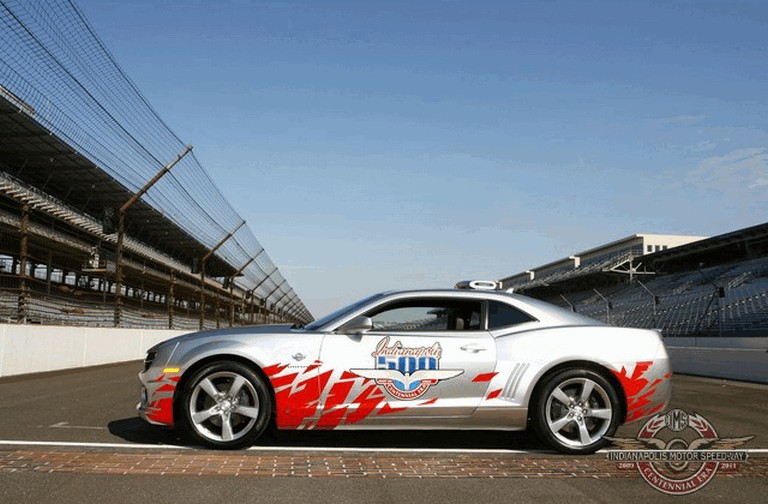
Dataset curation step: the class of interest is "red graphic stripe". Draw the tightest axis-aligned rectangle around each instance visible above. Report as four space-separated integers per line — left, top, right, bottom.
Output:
146 372 180 426
377 403 408 415
315 371 360 428
612 361 667 422
264 363 420 429
304 360 323 374
262 363 290 376
324 375 357 411
264 363 328 429
472 372 499 383
485 389 502 400
316 406 349 429
345 385 387 424
146 397 174 425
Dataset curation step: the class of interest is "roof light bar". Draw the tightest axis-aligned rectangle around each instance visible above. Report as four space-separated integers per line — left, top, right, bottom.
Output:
455 280 502 291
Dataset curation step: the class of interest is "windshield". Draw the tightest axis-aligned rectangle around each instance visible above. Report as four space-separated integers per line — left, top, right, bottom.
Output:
304 293 386 331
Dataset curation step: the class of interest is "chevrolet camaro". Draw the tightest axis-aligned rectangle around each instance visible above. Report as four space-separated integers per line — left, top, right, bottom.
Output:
138 281 671 454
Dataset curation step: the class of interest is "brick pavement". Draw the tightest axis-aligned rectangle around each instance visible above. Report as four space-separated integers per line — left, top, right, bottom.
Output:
1 449 766 479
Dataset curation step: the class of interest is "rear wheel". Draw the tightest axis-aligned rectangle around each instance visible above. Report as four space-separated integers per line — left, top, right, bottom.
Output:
179 361 271 449
533 368 620 454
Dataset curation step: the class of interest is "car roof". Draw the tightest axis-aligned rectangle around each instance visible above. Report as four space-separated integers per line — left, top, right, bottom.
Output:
355 288 601 327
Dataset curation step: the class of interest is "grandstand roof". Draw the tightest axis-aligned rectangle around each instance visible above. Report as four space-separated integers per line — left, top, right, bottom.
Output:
575 233 706 260
498 224 768 301
647 222 768 273
499 233 707 287
0 94 234 277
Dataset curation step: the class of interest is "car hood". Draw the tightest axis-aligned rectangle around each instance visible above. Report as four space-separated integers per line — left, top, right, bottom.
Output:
156 324 296 349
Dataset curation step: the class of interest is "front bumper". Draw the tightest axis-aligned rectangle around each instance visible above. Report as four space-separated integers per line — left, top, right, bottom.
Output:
137 367 181 427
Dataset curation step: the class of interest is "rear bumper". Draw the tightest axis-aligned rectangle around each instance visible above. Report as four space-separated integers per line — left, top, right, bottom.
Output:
612 353 672 423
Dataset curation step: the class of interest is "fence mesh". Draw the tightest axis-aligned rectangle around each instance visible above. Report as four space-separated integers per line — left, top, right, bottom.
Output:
0 0 310 322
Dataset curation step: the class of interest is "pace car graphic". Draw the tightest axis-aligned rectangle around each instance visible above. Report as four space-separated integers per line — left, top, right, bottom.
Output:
349 336 464 400
263 363 405 429
611 361 673 422
142 368 180 425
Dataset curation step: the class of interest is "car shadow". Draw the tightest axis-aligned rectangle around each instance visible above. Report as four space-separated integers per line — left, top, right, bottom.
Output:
108 418 187 446
108 417 542 451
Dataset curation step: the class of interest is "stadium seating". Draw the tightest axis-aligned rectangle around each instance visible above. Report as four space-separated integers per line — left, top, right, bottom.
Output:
541 257 768 336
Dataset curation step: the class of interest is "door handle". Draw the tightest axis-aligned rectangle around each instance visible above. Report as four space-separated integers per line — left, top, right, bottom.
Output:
460 344 487 353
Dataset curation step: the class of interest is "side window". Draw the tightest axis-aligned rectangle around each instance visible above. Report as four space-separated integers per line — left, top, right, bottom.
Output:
488 300 534 329
366 299 482 332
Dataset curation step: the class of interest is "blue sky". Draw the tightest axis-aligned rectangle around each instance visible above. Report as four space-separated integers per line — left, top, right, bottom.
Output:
77 0 768 317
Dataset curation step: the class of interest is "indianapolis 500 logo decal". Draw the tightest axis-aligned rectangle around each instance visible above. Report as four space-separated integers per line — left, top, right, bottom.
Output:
350 336 463 400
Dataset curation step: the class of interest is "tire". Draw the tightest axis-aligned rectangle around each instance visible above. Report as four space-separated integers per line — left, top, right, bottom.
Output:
179 361 271 449
532 368 620 454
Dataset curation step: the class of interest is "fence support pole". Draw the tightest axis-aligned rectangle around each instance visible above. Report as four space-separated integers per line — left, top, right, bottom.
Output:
263 279 287 323
226 254 259 327
199 220 245 330
593 288 612 325
559 293 575 313
215 295 221 328
113 145 192 327
17 203 30 323
167 271 175 329
272 287 292 322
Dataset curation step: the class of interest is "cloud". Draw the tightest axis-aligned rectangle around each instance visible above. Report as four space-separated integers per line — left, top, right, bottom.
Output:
649 115 707 127
688 140 717 154
688 147 768 197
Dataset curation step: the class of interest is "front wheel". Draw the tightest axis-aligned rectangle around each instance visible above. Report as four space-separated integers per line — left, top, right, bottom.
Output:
532 368 621 454
179 361 271 449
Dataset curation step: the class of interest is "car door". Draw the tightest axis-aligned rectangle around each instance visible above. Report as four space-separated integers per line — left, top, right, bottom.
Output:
318 296 497 422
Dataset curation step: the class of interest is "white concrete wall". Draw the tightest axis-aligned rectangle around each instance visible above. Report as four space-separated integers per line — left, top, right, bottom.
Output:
665 337 768 384
0 324 189 378
664 336 768 350
2 325 765 384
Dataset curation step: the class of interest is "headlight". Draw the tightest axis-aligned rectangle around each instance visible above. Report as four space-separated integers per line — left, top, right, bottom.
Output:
143 351 157 372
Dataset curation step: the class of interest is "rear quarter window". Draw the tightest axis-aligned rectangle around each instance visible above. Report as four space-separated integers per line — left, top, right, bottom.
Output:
488 300 535 329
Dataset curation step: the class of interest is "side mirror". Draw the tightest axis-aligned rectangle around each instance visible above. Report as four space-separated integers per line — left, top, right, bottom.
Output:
336 315 373 334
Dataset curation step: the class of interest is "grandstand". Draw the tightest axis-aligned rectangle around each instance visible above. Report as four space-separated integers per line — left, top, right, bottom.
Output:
500 224 768 338
0 0 311 330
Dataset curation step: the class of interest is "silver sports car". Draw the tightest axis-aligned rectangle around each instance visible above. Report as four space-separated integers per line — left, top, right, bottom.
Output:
138 281 671 454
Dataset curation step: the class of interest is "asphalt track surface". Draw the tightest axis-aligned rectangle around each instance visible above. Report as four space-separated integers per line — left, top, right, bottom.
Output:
0 362 766 504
